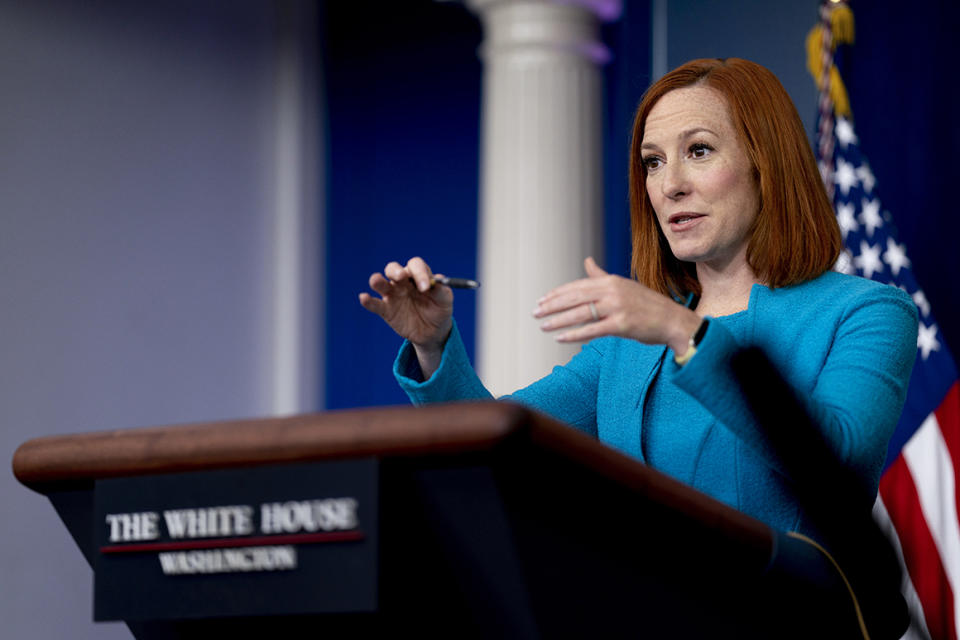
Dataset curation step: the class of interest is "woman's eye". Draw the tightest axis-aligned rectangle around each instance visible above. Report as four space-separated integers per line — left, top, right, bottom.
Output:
643 156 663 171
690 143 713 158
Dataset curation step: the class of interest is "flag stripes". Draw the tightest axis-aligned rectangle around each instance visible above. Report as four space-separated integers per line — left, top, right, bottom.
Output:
937 383 960 521
875 497 934 640
881 457 957 640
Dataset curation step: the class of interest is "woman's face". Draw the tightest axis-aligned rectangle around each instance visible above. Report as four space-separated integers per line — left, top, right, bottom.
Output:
640 85 760 272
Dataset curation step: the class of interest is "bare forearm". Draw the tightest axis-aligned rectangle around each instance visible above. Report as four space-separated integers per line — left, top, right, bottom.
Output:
412 321 452 379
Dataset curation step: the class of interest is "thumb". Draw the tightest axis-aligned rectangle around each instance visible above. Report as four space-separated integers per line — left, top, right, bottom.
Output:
584 256 607 278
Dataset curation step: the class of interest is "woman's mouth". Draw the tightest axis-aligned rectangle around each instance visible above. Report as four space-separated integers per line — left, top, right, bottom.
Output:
668 213 705 231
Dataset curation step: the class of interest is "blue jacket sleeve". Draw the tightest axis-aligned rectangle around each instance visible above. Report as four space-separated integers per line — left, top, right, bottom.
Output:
801 287 918 485
394 320 602 437
672 284 918 488
504 341 603 438
394 321 492 404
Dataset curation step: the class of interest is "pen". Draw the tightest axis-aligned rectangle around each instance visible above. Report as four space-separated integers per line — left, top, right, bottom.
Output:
432 276 480 289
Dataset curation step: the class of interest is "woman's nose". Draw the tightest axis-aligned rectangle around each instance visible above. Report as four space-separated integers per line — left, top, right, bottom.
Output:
661 161 690 200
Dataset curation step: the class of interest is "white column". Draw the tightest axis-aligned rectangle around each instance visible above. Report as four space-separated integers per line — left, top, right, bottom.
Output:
268 0 321 415
468 0 619 396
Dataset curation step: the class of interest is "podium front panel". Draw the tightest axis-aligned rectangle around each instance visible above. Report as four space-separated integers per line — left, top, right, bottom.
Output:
93 460 378 621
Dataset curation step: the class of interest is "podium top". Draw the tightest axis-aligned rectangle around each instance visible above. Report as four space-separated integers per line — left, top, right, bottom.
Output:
12 401 772 560
13 402 525 487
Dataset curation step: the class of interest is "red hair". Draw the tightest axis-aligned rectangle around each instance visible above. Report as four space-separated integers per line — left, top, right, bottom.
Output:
629 58 842 297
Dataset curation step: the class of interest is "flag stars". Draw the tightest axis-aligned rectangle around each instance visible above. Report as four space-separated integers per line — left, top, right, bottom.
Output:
836 202 858 239
855 163 875 193
835 117 858 148
853 240 884 279
882 237 911 277
859 198 883 237
834 158 859 196
912 290 931 318
917 322 941 360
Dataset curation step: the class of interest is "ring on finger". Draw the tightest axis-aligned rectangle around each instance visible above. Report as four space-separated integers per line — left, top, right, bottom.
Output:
588 301 599 322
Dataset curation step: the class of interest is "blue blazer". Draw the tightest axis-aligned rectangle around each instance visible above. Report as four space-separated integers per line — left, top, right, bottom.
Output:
395 271 918 533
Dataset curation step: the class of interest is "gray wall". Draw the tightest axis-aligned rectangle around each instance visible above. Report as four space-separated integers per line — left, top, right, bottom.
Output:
1 1 317 637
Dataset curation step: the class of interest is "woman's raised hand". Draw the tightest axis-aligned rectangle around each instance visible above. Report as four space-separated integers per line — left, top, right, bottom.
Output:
359 257 454 375
533 257 701 355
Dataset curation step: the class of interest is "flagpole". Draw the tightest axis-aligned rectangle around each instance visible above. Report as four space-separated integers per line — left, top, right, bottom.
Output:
816 0 836 201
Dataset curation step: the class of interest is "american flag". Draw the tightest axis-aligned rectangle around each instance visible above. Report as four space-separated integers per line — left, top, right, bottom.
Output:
814 4 960 638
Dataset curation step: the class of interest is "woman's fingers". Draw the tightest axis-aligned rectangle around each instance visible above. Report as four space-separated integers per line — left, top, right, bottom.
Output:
358 292 386 316
381 257 436 292
553 318 617 343
363 260 454 308
368 260 452 305
406 257 434 292
383 261 410 283
539 303 597 331
534 281 601 317
368 272 396 297
583 256 607 277
360 258 456 351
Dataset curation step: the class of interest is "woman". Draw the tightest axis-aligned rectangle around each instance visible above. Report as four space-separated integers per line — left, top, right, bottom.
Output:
359 58 917 539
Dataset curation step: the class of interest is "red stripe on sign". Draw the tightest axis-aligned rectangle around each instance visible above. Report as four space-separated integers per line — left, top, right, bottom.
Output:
880 454 957 640
100 530 365 554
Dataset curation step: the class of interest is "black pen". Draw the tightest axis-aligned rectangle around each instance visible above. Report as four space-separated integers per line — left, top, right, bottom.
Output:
431 276 480 289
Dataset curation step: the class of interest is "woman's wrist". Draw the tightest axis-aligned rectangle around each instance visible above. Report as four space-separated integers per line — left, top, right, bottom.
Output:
667 310 704 356
412 321 453 379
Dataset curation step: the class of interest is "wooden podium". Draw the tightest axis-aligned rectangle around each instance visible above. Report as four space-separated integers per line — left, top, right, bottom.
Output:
14 402 795 639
